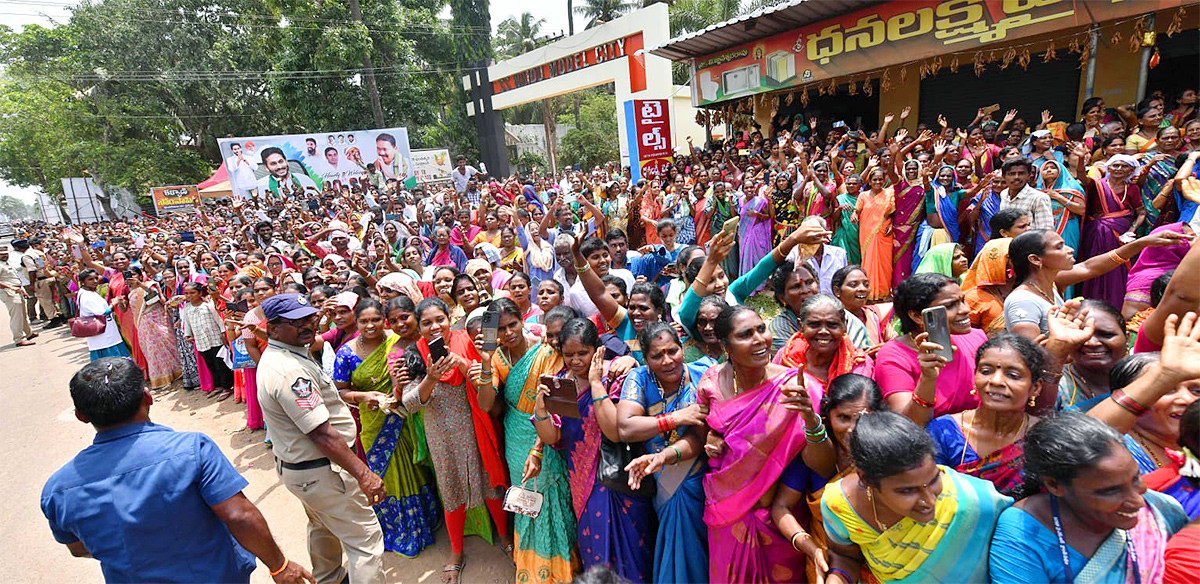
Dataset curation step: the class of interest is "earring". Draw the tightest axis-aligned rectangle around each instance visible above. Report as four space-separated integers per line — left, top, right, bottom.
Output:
865 487 873 501
1028 392 1038 407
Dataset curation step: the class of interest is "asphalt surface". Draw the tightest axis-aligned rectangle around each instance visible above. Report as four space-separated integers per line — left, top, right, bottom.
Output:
0 311 514 583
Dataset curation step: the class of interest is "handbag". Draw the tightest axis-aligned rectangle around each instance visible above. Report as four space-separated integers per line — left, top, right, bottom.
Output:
597 437 656 499
69 315 108 338
502 479 544 518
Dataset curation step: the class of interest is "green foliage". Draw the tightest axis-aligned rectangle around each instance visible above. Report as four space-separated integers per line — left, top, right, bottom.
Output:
557 90 619 170
573 0 637 29
512 150 547 174
0 195 35 220
494 12 546 59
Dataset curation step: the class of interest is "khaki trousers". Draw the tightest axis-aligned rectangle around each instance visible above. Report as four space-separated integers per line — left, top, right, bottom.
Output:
277 462 385 584
34 279 59 319
2 291 32 343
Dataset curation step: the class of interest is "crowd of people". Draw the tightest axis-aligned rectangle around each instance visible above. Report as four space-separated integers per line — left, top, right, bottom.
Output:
18 87 1200 584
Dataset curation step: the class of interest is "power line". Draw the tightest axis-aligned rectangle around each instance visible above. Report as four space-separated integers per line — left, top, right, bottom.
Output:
4 0 497 35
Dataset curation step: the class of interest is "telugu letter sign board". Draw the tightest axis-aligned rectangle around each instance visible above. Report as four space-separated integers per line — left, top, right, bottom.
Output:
689 0 1191 107
493 33 645 95
152 185 199 215
626 99 673 182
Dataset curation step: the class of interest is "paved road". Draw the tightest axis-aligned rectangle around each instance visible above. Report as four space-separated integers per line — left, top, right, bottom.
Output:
0 311 514 583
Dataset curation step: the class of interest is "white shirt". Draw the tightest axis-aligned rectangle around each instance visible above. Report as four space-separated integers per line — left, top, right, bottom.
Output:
451 166 478 193
77 289 124 351
553 269 599 318
8 251 29 286
226 154 258 192
800 245 849 295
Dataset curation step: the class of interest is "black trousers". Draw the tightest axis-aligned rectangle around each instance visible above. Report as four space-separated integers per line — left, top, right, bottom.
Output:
198 345 235 390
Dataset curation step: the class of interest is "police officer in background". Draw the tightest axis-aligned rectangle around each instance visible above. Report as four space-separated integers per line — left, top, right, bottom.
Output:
256 293 386 584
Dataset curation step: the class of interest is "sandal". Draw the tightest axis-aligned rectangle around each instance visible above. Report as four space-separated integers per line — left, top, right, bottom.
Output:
503 543 515 566
441 562 464 584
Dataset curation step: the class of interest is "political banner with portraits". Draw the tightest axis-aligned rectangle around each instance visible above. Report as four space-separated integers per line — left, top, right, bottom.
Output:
218 127 415 199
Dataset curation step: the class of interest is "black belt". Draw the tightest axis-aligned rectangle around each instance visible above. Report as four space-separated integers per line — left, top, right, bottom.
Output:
278 457 331 471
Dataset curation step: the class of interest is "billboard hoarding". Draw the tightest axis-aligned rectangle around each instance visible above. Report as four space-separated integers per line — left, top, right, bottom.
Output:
151 185 199 215
411 149 453 188
217 127 414 199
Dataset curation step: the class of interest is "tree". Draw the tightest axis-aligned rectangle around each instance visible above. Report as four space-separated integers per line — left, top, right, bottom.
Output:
494 12 546 58
557 89 618 170
0 195 33 220
573 0 637 29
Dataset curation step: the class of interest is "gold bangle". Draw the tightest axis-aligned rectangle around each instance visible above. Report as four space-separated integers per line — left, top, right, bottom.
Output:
269 558 290 577
575 262 591 273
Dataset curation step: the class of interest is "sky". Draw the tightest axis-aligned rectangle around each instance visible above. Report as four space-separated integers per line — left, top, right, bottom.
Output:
1 0 574 203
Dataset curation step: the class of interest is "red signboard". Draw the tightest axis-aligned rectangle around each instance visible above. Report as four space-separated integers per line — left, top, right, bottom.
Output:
689 0 1194 106
633 99 673 180
493 33 645 95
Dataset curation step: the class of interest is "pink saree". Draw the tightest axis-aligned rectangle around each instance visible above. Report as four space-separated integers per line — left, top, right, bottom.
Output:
892 180 926 288
698 366 819 583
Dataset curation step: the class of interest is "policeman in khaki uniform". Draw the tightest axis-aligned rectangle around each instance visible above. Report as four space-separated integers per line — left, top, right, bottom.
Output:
256 293 386 584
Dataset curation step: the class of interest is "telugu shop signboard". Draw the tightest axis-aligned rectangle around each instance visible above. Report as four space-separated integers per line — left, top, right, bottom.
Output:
151 185 199 215
690 0 1190 106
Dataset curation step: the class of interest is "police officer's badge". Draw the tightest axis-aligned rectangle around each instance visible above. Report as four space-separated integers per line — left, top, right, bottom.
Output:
292 378 319 409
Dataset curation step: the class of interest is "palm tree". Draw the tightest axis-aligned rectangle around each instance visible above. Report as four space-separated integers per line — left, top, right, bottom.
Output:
573 0 637 29
495 12 547 58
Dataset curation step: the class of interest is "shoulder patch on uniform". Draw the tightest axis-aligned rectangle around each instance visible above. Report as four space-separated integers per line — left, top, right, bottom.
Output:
292 378 320 409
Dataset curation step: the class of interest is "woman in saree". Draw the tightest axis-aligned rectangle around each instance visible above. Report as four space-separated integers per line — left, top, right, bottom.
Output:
1036 159 1086 258
498 227 524 274
738 180 773 278
914 243 970 282
397 297 511 584
1139 126 1185 229
160 267 201 390
1145 399 1200 519
472 298 575 584
615 323 712 583
708 181 739 280
531 317 656 582
333 299 440 558
822 411 1013 584
888 149 930 285
799 161 835 219
769 171 803 246
830 174 863 265
126 266 182 389
74 244 147 372
989 412 1188 584
927 333 1051 496
832 265 895 350
962 125 1002 179
1123 222 1193 319
773 294 874 395
771 375 884 583
969 172 1002 258
961 238 1014 334
1080 155 1147 309
852 168 895 302
626 305 833 583
639 181 664 246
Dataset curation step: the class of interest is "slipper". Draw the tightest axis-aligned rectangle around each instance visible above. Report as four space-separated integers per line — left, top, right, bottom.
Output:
216 390 233 401
441 562 464 584
15 340 36 347
26 332 39 339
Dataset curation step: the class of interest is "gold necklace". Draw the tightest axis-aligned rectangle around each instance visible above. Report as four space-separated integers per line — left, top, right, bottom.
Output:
960 412 1027 467
1131 430 1166 468
1025 279 1057 303
867 486 890 532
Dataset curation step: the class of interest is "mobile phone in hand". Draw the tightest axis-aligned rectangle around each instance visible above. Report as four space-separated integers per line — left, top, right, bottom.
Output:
921 306 954 362
481 309 500 352
428 337 448 364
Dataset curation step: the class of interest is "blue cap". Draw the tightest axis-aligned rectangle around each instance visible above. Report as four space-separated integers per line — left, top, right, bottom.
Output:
261 293 320 321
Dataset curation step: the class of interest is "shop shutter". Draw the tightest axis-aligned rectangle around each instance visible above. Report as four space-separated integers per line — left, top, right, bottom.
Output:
918 58 1082 129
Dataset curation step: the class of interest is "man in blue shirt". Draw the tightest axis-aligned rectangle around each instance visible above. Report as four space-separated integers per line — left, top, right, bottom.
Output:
41 357 313 584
